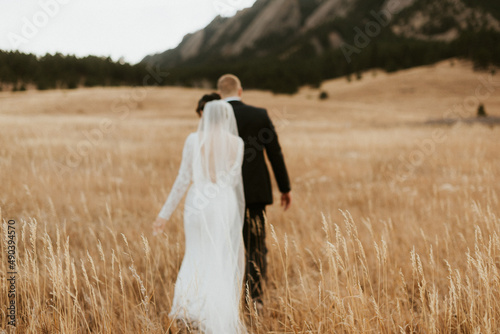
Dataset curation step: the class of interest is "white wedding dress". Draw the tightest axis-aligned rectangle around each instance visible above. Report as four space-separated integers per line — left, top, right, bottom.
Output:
158 101 247 334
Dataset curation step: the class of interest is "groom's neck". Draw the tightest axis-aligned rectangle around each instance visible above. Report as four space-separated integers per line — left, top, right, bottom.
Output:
223 96 241 102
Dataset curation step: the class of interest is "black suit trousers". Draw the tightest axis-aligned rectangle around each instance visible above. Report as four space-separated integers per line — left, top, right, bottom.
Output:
243 204 267 302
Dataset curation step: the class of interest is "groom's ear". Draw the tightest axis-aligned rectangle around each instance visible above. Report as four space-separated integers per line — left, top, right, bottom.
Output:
238 87 243 97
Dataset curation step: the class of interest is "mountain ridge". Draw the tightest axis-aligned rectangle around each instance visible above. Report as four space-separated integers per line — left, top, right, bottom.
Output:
142 0 500 93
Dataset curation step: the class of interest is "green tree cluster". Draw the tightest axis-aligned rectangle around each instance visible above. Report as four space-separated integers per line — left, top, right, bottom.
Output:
0 51 148 91
160 28 499 94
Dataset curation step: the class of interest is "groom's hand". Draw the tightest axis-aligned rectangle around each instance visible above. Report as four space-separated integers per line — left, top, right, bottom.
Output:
152 217 168 236
281 192 291 211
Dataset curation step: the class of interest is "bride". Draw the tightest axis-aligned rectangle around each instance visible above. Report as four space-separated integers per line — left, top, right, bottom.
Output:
152 100 247 334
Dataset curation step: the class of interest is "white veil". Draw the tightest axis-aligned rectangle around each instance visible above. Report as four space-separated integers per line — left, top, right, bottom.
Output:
195 100 241 184
191 100 246 334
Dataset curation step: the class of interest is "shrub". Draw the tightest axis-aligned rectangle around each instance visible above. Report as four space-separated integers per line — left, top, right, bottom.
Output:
477 104 487 117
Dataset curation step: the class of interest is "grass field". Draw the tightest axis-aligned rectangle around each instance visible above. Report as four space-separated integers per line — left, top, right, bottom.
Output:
1 59 500 333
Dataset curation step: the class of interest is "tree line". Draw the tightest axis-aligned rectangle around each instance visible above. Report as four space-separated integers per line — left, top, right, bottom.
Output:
0 51 148 91
1 28 498 94
161 29 500 94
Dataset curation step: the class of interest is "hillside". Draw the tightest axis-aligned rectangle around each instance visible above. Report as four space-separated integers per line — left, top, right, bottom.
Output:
2 58 497 124
143 0 500 93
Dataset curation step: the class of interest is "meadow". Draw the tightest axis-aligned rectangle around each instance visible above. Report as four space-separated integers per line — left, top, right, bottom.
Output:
1 59 500 333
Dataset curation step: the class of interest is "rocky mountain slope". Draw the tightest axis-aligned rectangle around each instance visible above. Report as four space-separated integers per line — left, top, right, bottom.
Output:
143 0 500 93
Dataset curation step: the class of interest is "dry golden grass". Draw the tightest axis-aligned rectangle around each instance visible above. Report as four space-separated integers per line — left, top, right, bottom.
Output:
1 59 500 333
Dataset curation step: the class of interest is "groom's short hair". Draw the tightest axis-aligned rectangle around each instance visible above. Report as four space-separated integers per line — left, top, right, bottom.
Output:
217 74 241 97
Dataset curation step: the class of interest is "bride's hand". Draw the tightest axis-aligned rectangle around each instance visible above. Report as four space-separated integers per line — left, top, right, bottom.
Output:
152 217 168 236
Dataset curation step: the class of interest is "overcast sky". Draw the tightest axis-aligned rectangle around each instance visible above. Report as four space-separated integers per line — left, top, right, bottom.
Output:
0 0 256 64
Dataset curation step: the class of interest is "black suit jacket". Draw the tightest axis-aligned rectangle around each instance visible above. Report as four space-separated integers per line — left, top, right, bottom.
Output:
229 100 291 205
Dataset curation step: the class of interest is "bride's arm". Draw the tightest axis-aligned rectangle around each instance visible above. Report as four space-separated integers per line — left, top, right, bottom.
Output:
153 134 194 234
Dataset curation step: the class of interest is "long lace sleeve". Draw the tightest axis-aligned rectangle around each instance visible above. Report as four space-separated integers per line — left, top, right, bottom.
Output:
158 134 194 220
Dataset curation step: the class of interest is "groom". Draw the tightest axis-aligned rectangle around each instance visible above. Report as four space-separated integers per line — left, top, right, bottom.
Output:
217 74 292 306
